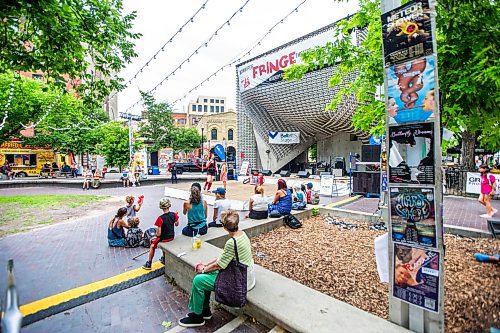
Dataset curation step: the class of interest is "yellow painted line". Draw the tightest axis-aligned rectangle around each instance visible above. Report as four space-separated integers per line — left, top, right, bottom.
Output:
20 261 164 316
326 195 362 208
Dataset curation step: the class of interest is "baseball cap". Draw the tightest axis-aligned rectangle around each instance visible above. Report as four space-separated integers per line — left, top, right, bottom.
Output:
212 187 226 195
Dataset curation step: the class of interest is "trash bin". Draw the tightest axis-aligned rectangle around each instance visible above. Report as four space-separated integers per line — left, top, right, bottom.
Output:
151 166 160 175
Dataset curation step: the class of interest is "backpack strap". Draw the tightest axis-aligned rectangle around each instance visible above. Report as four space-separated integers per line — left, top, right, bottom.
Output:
232 237 240 263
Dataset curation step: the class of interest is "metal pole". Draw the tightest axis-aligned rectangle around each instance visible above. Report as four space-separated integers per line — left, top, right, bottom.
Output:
128 116 133 165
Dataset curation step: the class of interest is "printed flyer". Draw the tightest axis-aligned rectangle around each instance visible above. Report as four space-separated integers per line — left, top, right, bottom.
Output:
393 243 440 312
390 187 436 247
388 123 434 184
386 55 435 124
382 0 433 66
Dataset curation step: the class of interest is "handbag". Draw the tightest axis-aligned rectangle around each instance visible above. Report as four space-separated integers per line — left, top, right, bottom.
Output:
284 214 302 229
214 237 248 307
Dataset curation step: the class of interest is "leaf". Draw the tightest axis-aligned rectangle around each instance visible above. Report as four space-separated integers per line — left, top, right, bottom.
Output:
161 321 172 328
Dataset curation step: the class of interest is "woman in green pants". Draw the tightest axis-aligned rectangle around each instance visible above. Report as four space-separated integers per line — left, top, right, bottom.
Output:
178 209 256 327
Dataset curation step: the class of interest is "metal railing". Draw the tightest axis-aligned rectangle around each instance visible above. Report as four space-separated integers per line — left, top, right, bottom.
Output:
1 260 22 333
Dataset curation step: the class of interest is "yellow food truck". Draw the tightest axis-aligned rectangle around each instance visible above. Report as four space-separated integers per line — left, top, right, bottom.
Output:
0 141 68 177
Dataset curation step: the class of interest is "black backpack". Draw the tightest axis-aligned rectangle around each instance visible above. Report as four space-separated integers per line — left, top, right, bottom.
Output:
283 214 302 229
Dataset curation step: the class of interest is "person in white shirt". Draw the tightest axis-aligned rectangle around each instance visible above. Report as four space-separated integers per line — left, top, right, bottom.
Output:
208 187 231 228
248 185 269 220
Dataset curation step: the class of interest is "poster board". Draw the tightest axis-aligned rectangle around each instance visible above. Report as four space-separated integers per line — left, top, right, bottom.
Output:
465 172 500 195
320 174 334 196
239 161 250 176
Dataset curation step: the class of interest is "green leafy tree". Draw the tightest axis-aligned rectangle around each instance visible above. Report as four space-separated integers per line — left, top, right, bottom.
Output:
93 121 141 168
172 127 202 152
285 0 499 169
139 91 176 152
0 0 140 108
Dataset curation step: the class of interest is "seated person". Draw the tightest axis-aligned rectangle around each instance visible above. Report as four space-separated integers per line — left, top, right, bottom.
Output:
107 207 129 247
1 161 15 180
121 168 130 187
248 185 268 220
208 187 231 228
51 161 59 178
305 183 313 204
41 162 51 176
61 163 71 174
182 183 208 237
267 179 292 217
291 184 306 210
82 168 92 190
126 217 143 248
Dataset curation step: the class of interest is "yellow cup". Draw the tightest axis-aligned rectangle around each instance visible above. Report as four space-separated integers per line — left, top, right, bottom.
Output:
196 238 202 249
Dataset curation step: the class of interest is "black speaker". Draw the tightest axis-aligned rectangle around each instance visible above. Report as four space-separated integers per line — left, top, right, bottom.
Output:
297 171 310 178
261 169 272 176
279 170 291 177
352 172 380 195
361 145 381 162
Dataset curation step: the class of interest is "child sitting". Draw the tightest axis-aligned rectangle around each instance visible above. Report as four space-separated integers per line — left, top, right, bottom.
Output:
143 198 179 270
291 184 307 210
126 217 143 248
305 183 313 204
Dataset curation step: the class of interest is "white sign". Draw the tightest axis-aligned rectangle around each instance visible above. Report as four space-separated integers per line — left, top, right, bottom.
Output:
239 160 250 176
320 175 334 196
238 27 335 92
268 132 300 145
465 172 500 195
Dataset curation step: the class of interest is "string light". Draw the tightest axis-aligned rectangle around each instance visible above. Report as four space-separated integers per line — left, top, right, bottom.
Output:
0 72 18 131
109 0 211 99
20 89 65 129
123 0 253 113
172 0 309 104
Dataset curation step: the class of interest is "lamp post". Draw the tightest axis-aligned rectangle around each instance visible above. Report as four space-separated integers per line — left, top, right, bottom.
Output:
119 112 142 164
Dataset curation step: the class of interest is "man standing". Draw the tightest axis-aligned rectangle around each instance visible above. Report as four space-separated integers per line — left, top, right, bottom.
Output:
171 161 178 184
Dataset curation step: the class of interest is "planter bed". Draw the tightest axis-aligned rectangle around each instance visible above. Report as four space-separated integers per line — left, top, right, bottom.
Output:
251 216 499 332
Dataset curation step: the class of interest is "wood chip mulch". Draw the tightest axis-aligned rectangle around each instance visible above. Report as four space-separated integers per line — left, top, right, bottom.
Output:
251 216 499 333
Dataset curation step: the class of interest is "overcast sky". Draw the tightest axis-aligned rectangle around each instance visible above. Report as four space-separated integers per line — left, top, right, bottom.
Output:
119 0 359 115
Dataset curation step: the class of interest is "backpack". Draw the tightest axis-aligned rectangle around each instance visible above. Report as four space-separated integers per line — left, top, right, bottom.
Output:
142 227 157 247
283 214 302 229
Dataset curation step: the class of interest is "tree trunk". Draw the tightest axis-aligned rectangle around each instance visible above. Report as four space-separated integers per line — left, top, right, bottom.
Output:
461 130 476 171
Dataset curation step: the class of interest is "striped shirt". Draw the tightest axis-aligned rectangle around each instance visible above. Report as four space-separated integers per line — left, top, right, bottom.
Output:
217 232 256 290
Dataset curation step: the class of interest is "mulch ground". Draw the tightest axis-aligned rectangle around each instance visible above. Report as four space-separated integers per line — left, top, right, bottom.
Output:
251 216 499 333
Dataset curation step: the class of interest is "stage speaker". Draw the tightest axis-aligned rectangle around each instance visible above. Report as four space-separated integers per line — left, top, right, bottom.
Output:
279 170 291 177
261 169 272 176
297 171 310 178
361 145 381 162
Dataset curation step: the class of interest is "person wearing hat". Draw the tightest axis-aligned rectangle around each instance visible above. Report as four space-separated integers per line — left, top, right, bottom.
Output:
478 164 498 218
208 187 231 228
143 197 179 270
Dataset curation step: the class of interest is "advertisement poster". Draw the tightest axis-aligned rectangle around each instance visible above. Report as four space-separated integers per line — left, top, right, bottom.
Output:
386 55 435 124
389 123 434 184
158 148 173 171
390 187 436 247
465 172 500 195
268 132 300 144
393 243 440 313
381 0 433 67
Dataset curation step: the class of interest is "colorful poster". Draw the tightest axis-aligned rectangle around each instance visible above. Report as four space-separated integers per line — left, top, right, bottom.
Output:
386 55 435 124
158 148 173 171
390 187 436 247
381 0 433 67
388 123 434 184
393 244 440 313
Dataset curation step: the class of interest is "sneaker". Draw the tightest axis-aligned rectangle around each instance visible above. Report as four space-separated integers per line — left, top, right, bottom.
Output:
201 308 212 320
159 256 165 265
480 214 493 218
179 313 205 327
142 261 152 270
208 222 223 228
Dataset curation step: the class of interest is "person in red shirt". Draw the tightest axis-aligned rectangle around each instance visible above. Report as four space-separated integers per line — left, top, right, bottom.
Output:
143 198 179 270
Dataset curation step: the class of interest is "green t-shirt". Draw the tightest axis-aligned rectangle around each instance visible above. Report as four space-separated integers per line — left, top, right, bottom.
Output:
217 232 254 269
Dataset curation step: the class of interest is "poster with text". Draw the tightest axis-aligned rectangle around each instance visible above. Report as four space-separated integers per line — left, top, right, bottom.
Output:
386 55 435 124
382 0 433 67
393 244 440 312
390 187 436 247
389 123 434 184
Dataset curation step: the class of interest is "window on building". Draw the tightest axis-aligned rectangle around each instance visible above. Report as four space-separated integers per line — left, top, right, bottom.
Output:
228 129 234 141
221 106 225 112
210 99 214 103
215 99 219 103
221 100 225 104
192 105 196 112
210 106 214 112
204 105 208 112
204 98 208 103
178 119 186 125
5 154 36 166
32 74 43 80
211 128 218 140
216 106 219 112
197 105 202 112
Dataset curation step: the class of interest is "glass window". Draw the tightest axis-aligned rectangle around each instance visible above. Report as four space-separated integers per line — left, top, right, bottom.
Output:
192 105 196 111
178 119 186 125
204 99 208 103
216 106 219 112
228 129 234 141
197 105 202 112
210 99 214 103
215 99 219 103
204 105 207 112
211 128 217 140
6 154 36 166
210 106 214 112
221 106 225 112
221 100 225 104
32 74 43 80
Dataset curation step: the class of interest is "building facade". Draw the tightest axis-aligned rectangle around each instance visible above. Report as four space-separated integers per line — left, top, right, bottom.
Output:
195 111 237 161
187 95 228 127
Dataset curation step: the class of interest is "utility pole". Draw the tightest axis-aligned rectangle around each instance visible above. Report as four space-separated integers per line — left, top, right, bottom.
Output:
119 112 142 164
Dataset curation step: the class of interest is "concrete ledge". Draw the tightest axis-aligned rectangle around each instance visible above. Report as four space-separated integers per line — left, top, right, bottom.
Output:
159 212 410 333
444 224 492 238
321 207 377 223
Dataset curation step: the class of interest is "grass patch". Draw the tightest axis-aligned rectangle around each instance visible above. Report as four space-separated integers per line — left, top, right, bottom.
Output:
0 195 107 208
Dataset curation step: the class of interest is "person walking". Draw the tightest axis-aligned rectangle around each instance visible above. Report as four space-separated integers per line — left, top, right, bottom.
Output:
203 156 216 192
478 164 498 218
220 161 228 190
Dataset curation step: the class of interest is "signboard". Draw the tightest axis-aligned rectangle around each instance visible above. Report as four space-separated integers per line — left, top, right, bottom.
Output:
214 144 226 161
386 55 435 124
390 187 436 248
238 27 335 92
158 148 173 171
320 175 334 196
388 123 434 184
393 243 440 313
466 172 500 195
381 0 433 67
133 149 147 168
268 132 300 145
239 160 250 176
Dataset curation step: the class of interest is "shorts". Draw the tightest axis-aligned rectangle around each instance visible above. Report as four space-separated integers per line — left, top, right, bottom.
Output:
249 210 268 220
108 238 126 247
151 237 174 249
